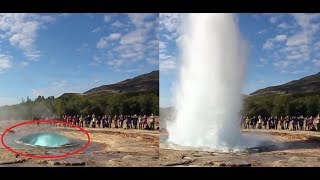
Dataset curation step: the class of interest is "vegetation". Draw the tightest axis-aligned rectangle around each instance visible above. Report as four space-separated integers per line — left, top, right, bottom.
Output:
0 91 159 120
242 92 320 118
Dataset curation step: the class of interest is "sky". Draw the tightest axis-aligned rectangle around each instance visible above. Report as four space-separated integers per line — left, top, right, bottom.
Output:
160 13 320 107
0 13 159 107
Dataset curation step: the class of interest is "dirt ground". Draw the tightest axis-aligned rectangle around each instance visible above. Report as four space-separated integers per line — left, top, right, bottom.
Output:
0 119 159 167
160 129 320 167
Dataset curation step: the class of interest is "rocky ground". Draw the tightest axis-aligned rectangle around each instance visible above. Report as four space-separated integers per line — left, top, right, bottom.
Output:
0 120 159 167
160 129 320 167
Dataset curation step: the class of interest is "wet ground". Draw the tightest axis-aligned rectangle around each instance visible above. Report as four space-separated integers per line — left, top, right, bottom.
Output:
160 129 320 167
0 120 159 167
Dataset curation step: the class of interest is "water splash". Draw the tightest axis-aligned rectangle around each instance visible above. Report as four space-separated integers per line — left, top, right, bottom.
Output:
167 13 253 151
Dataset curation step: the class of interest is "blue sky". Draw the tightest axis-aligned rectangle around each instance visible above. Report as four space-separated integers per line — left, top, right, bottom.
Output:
0 13 158 107
160 13 320 107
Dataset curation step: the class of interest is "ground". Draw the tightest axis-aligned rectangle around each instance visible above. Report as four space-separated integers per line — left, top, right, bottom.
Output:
0 119 159 167
160 129 320 167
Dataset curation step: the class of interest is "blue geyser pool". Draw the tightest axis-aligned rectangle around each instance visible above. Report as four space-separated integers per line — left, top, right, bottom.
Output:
16 132 75 148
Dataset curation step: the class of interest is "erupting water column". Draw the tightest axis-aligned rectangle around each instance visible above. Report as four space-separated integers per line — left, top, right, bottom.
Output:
167 13 247 151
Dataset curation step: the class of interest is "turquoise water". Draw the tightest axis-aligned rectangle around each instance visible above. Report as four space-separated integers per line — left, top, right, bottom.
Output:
17 132 71 148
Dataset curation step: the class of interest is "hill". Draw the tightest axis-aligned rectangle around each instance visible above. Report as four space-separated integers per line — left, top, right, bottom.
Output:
83 70 159 95
250 72 320 96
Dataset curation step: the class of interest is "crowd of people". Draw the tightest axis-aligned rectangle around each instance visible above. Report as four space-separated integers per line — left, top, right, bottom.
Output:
32 113 158 130
241 114 320 132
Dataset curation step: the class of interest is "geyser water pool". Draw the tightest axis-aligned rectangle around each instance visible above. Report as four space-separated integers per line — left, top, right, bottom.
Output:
16 132 75 148
167 13 261 151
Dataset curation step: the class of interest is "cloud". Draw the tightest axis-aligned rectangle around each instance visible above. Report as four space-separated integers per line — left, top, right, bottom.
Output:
263 34 287 49
0 13 54 61
147 58 158 65
120 29 145 45
263 40 273 49
125 66 144 73
312 59 320 66
258 29 267 34
160 57 176 70
96 37 107 49
104 15 111 23
256 58 268 67
277 22 290 29
0 54 12 71
111 21 124 28
91 27 101 33
274 34 287 42
160 13 183 33
285 32 309 46
273 60 290 69
95 14 158 71
20 61 29 67
270 16 278 24
314 41 320 50
108 33 121 41
127 13 154 27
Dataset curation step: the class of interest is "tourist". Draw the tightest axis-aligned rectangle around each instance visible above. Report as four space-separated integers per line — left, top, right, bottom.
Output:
92 114 96 128
285 115 290 130
257 115 262 129
291 116 297 131
245 116 250 129
79 115 84 127
97 116 101 128
128 115 132 129
307 116 314 130
279 116 284 130
138 115 142 129
274 116 278 130
143 115 148 129
101 115 106 128
316 114 320 132
150 113 155 130
299 115 304 130
263 117 267 129
114 115 118 128
108 115 112 128
132 114 138 129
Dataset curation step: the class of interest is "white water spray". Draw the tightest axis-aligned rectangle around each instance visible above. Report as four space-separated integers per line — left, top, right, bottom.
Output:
167 13 250 151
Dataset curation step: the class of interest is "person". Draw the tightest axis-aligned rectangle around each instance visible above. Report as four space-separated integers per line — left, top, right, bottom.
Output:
138 115 142 129
280 116 284 130
132 114 138 129
257 115 262 129
85 115 91 128
119 114 124 128
79 115 84 127
285 115 290 130
72 116 77 126
108 115 112 128
150 113 155 130
291 116 297 131
263 117 267 129
316 114 320 132
245 116 250 129
299 115 304 130
102 115 107 128
251 116 256 129
143 115 148 129
91 114 96 128
274 116 278 130
97 116 101 128
114 115 118 128
307 116 314 130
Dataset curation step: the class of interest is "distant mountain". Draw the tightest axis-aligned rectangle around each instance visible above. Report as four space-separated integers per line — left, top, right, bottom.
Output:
250 72 320 96
83 70 159 95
